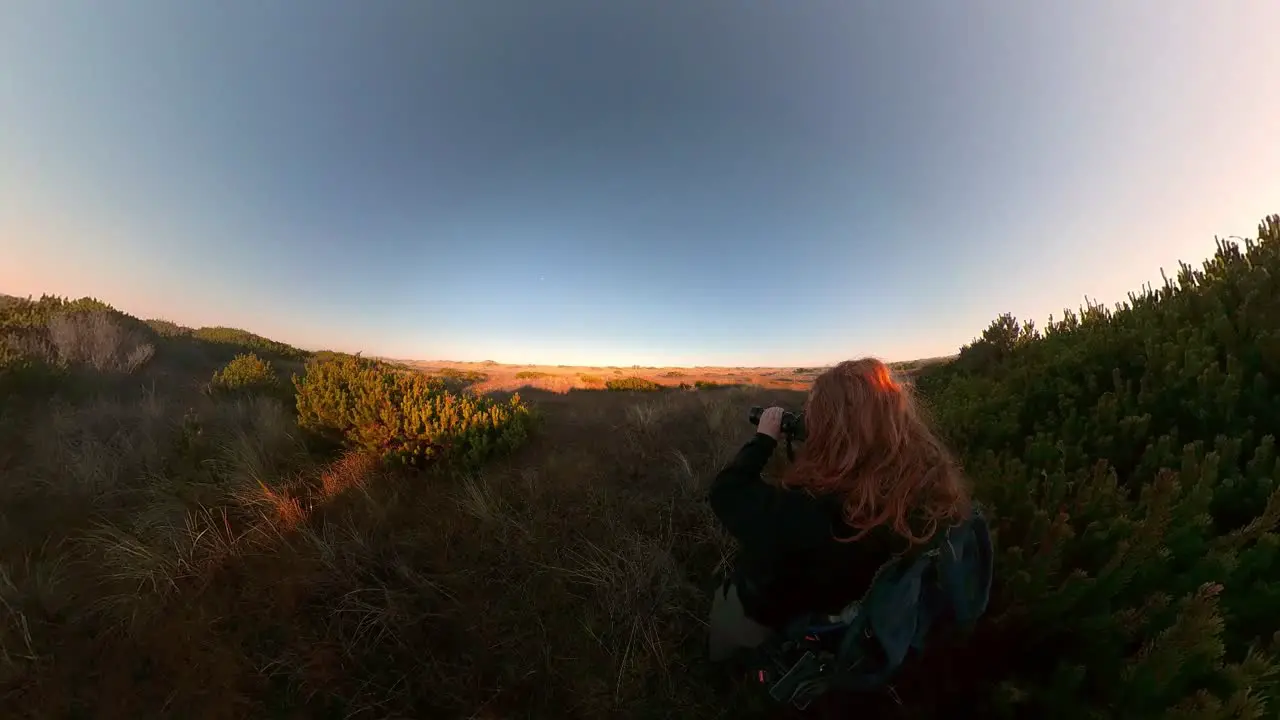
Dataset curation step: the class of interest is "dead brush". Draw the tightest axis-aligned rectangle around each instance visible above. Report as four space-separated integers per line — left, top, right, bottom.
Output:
45 310 156 374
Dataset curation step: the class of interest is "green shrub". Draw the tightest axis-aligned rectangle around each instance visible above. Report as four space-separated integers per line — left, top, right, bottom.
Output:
693 380 723 389
515 370 550 380
434 367 488 384
309 349 365 366
605 376 661 392
294 355 533 468
146 318 192 337
579 374 603 384
909 215 1280 716
0 294 121 331
210 353 280 394
663 370 685 378
193 326 306 360
0 339 64 398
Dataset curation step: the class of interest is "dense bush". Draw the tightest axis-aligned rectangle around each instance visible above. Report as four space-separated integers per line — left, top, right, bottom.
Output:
0 296 155 383
307 350 368 368
907 215 1280 717
432 367 489 384
294 355 533 468
0 340 65 398
209 353 280 395
605 376 662 392
145 318 193 337
192 326 306 360
515 370 550 379
579 373 604 384
0 294 123 331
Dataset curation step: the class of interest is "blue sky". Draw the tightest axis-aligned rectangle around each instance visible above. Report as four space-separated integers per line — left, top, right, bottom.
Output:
2 2 1277 366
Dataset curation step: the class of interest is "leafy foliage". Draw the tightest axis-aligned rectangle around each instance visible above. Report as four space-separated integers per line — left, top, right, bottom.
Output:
294 355 534 468
0 340 65 398
209 353 280 395
908 215 1280 716
605 376 662 392
192 326 306 360
431 367 489 384
0 294 124 331
145 318 193 337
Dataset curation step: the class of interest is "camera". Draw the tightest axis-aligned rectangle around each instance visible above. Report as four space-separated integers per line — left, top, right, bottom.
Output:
748 406 807 441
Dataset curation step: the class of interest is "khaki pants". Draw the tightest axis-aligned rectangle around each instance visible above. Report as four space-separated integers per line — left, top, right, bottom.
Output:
708 582 774 662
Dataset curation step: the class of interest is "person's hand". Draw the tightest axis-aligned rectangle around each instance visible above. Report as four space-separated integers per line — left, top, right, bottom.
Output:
756 406 785 441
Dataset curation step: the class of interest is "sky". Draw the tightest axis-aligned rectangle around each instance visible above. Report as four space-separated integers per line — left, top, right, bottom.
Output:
2 2 1278 367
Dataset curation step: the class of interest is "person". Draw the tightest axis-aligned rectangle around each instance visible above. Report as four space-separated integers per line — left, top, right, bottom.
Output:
706 357 972 664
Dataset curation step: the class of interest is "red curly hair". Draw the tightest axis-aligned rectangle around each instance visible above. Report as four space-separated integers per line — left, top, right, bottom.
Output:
783 358 971 546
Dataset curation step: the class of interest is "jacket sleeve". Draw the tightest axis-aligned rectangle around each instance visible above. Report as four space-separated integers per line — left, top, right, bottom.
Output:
708 433 783 543
709 434 834 552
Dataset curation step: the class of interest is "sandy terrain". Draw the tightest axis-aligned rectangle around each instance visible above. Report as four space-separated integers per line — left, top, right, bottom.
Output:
398 357 953 394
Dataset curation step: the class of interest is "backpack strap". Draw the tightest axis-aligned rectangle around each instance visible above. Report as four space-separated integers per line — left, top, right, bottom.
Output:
946 504 993 627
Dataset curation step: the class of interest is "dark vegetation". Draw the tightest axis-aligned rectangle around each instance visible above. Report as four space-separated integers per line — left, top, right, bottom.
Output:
605 375 663 392
904 217 1280 717
430 366 490 385
0 215 1278 718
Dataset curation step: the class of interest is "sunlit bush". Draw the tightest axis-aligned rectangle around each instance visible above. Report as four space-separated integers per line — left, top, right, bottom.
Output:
210 353 280 395
294 356 534 468
606 376 662 392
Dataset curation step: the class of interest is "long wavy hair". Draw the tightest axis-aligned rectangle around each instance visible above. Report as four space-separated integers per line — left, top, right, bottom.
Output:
782 358 971 546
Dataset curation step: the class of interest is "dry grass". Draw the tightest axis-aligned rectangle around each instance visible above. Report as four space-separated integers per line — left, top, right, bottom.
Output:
415 357 947 396
1 355 820 718
417 359 825 393
1 322 969 719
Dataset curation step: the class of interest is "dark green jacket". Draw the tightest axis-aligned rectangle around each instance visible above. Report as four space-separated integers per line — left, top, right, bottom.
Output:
708 433 903 629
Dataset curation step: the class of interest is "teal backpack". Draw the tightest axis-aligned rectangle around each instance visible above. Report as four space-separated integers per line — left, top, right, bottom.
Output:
747 505 994 711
